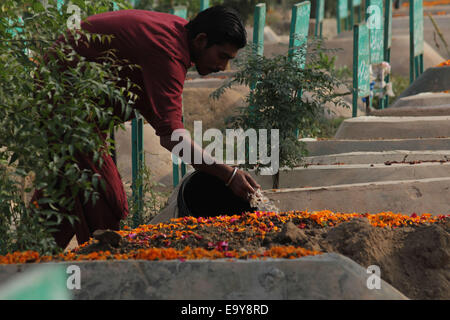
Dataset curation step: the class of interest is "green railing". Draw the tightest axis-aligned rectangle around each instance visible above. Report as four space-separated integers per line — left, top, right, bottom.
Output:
337 0 350 34
350 0 364 29
383 0 393 108
352 23 371 117
350 0 395 111
289 2 311 139
314 0 325 38
170 5 189 188
409 0 424 84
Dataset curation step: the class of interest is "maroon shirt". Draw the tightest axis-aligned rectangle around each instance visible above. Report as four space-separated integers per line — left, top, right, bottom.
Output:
35 10 194 248
72 9 192 136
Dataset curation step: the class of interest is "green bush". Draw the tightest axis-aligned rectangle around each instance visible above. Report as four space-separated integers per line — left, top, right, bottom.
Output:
211 39 350 188
0 0 136 255
121 154 170 229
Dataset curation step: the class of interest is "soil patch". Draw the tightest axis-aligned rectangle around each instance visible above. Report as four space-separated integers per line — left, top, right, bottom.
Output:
73 212 449 300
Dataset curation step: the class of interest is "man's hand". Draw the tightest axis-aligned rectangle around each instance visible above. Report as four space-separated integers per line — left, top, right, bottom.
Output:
227 169 261 201
160 132 261 202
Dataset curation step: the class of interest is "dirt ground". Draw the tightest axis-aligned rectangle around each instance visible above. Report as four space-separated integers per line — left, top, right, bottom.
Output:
75 214 449 300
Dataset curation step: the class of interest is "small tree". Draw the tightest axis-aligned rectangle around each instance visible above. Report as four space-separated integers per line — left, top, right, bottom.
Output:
0 0 136 255
211 40 350 189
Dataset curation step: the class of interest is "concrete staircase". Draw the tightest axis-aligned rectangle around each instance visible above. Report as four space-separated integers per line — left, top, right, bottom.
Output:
259 114 450 216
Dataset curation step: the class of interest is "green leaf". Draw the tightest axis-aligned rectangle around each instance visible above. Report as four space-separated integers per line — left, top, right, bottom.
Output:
68 144 75 156
8 152 18 165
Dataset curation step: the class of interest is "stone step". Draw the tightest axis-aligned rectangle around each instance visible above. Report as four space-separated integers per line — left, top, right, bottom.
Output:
370 105 450 117
252 162 450 190
304 150 450 165
398 66 450 99
390 92 450 109
334 116 450 140
265 177 450 215
304 138 450 156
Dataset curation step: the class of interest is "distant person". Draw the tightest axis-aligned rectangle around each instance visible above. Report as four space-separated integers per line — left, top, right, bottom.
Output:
34 6 260 249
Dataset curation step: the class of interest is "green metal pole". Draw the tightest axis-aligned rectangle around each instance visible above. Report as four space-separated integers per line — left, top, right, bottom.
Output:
382 0 393 109
57 0 64 11
352 23 370 118
137 115 144 214
414 55 420 79
315 0 324 38
130 0 139 7
200 0 210 12
246 3 266 163
172 154 180 187
131 116 143 227
132 118 138 192
366 0 384 64
289 2 311 138
409 0 414 84
170 6 188 19
289 2 310 67
337 0 348 34
171 6 188 187
352 24 360 118
253 3 266 58
357 1 362 23
351 0 363 28
419 53 424 74
350 0 355 30
409 0 424 84
250 3 266 92
249 4 266 111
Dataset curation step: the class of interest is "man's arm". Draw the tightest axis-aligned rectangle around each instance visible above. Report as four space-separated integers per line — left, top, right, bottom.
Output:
160 131 260 201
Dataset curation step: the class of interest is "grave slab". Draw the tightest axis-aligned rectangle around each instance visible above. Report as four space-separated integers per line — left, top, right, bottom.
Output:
0 254 408 300
370 105 450 117
390 92 450 108
265 177 450 215
398 66 450 99
304 138 450 156
304 150 450 165
334 116 450 140
251 162 450 189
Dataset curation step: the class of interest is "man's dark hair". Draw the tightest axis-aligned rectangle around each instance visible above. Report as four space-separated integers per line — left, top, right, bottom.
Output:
185 5 247 49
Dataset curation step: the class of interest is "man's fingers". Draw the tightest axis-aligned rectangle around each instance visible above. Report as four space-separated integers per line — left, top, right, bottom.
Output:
231 170 256 200
240 173 255 195
245 180 255 196
244 172 261 190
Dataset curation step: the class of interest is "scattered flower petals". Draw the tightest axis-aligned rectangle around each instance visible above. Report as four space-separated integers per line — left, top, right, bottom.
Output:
0 210 447 265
